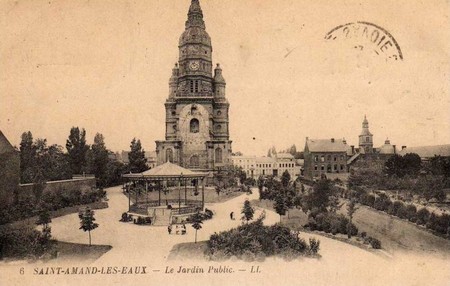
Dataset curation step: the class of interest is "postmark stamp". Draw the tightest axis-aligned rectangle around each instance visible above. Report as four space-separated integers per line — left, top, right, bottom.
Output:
325 21 403 61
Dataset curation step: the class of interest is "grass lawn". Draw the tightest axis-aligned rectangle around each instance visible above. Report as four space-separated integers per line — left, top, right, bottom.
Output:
251 199 309 226
251 199 383 254
340 203 450 257
55 241 112 263
254 197 450 257
168 241 208 261
129 187 245 204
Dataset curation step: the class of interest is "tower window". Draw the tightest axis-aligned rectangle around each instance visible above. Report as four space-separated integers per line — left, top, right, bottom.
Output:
366 137 370 143
166 149 173 163
215 148 223 163
190 155 199 168
194 80 199 93
190 80 199 93
190 118 199 133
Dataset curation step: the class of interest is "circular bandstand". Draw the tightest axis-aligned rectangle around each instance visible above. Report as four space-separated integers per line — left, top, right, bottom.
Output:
122 162 208 226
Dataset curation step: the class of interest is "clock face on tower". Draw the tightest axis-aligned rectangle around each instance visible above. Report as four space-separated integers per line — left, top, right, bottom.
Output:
189 61 200 71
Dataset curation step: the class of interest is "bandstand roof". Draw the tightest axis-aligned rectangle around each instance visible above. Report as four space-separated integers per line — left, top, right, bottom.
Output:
122 161 208 180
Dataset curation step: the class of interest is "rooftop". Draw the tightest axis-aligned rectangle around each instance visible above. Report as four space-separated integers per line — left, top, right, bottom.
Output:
0 130 16 154
306 138 347 153
398 145 450 158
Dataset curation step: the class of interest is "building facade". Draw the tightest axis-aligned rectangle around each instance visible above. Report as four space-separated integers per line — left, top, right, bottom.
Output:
303 138 348 180
231 153 297 179
155 0 232 171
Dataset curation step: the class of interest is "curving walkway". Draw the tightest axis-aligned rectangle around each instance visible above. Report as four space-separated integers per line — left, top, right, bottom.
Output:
37 186 450 285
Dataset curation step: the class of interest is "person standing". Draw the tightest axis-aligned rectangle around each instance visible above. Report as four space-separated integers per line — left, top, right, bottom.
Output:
168 224 172 235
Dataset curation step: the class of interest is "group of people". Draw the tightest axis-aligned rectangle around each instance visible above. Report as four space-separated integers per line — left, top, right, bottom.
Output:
168 223 186 235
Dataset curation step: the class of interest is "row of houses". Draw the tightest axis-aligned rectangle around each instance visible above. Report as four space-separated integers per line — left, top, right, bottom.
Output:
231 116 450 182
303 116 450 181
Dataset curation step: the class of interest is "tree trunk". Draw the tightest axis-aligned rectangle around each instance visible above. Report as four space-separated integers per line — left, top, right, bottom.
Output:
88 230 91 246
195 230 197 243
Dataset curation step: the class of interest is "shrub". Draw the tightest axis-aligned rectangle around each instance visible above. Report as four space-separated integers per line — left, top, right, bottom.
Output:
405 205 417 222
361 194 375 207
207 217 314 261
0 225 54 259
416 208 430 225
396 203 408 219
374 194 391 212
309 238 320 255
368 237 382 249
305 212 358 237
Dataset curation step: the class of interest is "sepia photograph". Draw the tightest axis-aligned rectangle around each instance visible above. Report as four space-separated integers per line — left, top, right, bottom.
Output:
0 0 449 285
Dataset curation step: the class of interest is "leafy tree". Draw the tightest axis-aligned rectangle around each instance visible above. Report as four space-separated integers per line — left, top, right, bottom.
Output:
191 211 203 243
241 199 255 223
403 153 422 175
128 138 147 173
385 154 406 177
79 207 99 246
428 156 450 177
66 127 89 174
19 131 35 183
104 159 126 187
274 193 288 222
301 179 334 214
281 170 291 188
90 133 109 187
385 153 421 178
36 207 52 243
346 199 359 238
288 144 297 156
347 199 359 222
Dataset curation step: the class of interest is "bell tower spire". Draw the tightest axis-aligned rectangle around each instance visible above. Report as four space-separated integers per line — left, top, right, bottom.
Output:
186 0 205 29
359 115 374 154
156 0 232 171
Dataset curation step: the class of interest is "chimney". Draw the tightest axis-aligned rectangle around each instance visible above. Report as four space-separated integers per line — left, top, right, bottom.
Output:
393 145 397 154
402 146 407 150
351 145 355 154
331 138 335 143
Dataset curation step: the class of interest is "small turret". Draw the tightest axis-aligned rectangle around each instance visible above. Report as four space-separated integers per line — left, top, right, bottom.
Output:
169 63 179 98
214 63 226 97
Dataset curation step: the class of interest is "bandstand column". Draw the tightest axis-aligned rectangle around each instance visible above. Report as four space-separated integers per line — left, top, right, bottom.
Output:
184 179 187 205
178 177 181 209
201 177 205 210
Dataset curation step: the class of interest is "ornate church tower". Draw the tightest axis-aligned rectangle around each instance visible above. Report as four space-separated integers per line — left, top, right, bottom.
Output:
156 0 232 170
358 115 373 154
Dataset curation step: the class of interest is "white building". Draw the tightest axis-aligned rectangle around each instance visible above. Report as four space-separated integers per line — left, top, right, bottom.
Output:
232 153 297 179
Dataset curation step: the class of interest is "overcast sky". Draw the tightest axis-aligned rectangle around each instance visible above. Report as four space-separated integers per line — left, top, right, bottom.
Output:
1 0 449 156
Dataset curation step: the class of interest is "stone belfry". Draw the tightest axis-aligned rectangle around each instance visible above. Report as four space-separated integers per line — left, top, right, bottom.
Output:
156 0 232 170
359 115 374 154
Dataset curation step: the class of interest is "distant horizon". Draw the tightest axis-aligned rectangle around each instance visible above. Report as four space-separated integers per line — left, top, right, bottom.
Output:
1 0 449 158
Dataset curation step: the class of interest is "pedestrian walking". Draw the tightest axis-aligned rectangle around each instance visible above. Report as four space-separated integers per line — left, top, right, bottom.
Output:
168 224 172 235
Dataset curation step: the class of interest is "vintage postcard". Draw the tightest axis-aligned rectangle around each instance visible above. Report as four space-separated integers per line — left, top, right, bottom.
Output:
0 0 449 285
